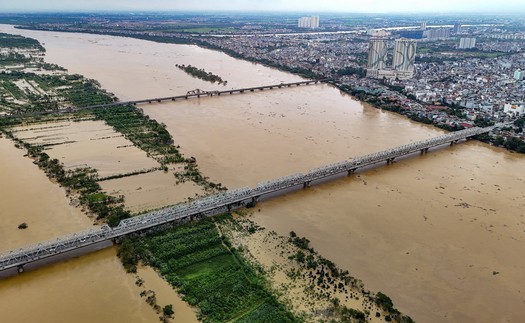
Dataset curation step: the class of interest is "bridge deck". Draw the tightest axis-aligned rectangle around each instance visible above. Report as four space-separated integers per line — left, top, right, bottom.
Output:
0 126 495 275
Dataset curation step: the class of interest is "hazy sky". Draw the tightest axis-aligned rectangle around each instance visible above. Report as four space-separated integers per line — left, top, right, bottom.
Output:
2 0 525 13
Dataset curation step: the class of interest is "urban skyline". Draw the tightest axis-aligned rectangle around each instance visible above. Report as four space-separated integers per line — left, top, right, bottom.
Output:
2 0 525 13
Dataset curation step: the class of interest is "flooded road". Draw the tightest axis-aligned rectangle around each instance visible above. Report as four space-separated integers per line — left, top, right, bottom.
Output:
1 24 525 322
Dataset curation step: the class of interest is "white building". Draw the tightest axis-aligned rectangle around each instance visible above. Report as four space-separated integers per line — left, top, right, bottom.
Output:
424 28 451 40
298 16 320 29
504 103 525 115
458 38 477 49
514 70 524 81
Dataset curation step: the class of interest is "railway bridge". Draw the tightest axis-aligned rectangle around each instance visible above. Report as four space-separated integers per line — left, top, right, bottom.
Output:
2 80 323 118
0 125 496 277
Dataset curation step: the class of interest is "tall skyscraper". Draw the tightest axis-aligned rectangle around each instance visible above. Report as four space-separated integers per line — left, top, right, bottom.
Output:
311 16 320 28
298 16 319 29
393 38 417 75
367 37 418 80
366 38 388 70
453 23 462 34
458 37 476 49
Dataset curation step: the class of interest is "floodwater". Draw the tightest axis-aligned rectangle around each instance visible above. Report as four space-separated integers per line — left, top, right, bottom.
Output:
1 24 525 322
100 170 203 213
11 120 159 178
0 136 92 250
0 247 196 323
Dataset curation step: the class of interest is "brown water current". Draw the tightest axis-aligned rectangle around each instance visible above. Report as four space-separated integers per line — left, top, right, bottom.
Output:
1 25 525 322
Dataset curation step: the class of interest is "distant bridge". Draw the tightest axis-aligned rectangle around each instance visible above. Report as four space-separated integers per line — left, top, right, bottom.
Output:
3 80 322 118
0 126 495 277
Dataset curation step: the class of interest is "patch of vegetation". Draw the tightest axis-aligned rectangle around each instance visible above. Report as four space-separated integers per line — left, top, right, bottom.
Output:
17 222 28 229
0 33 45 51
175 64 227 85
118 215 298 322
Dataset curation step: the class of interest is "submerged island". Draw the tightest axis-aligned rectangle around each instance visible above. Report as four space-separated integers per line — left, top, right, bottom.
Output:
175 64 227 85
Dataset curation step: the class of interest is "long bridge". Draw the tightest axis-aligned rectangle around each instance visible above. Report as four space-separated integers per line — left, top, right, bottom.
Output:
0 125 496 277
3 80 322 118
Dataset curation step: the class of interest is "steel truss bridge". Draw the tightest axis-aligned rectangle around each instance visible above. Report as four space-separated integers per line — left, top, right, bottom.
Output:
0 126 495 275
3 80 322 118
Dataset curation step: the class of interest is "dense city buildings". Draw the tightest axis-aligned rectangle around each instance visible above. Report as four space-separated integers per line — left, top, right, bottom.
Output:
3 12 524 147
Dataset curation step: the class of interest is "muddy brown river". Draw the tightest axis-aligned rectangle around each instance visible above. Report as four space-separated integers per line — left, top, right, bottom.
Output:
1 24 524 322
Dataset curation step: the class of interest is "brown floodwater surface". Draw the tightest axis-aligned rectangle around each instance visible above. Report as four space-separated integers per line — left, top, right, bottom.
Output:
0 136 92 250
1 24 525 323
0 248 160 323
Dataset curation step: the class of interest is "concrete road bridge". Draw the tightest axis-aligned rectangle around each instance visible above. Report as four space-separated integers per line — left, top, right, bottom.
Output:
0 125 496 277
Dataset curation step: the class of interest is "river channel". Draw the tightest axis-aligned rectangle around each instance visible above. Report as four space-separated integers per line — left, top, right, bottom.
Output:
1 24 524 323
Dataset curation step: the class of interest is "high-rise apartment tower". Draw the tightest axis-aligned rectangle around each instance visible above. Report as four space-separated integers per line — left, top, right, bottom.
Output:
366 38 388 70
393 38 417 74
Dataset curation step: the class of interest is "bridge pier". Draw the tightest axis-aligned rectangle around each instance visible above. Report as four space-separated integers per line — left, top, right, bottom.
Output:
303 181 311 189
17 265 24 273
387 158 395 165
347 168 357 176
420 148 429 154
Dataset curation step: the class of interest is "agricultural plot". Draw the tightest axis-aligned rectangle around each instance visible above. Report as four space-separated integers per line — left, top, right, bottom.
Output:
10 119 160 178
118 217 298 323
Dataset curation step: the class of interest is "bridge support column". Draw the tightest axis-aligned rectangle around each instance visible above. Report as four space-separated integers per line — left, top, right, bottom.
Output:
17 265 24 273
303 181 311 189
227 204 232 212
387 158 395 165
420 148 429 154
249 196 259 207
347 168 357 176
